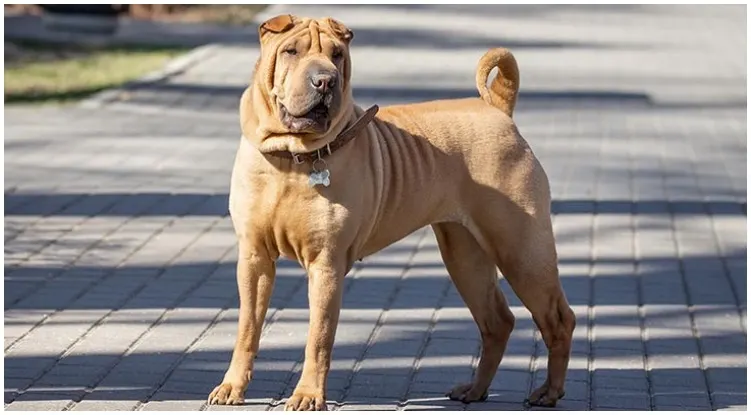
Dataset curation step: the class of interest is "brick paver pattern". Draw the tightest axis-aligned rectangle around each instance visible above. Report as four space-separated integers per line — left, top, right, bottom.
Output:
4 4 746 411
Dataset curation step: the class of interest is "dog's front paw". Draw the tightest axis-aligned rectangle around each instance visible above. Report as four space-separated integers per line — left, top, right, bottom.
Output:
446 383 488 403
524 382 564 407
207 382 246 405
284 390 328 411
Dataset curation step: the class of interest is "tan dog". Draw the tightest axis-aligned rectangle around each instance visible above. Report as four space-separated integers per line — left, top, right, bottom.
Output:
208 14 576 410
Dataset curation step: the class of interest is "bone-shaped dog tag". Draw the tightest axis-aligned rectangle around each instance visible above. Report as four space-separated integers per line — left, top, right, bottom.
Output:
309 169 331 187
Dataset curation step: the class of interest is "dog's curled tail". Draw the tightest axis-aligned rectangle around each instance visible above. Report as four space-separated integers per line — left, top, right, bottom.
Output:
476 48 520 118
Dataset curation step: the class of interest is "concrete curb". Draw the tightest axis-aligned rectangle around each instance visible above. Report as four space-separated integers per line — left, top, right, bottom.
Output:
78 43 218 109
78 3 288 110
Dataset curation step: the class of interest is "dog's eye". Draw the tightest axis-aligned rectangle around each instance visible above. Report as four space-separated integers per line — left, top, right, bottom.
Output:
332 49 343 60
283 48 297 56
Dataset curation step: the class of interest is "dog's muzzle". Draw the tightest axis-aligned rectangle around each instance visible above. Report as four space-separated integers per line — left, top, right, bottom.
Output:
279 98 332 133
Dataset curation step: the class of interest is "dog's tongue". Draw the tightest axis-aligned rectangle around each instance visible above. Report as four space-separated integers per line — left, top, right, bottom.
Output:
289 117 315 130
281 102 329 132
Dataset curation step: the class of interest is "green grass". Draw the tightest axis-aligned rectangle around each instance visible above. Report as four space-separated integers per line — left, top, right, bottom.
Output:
4 5 268 105
157 5 268 26
4 43 187 104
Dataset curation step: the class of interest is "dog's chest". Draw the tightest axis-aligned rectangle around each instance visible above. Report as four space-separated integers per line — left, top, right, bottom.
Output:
230 171 352 263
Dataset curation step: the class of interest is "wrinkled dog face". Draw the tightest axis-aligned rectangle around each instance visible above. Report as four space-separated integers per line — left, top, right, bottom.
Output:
258 15 353 134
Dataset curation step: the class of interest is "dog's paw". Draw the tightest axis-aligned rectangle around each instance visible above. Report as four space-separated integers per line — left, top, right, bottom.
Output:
446 383 488 403
207 382 246 405
524 382 564 408
284 391 328 411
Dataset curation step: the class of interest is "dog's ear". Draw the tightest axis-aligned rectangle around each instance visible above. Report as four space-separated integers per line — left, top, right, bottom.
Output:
325 17 353 43
259 14 297 43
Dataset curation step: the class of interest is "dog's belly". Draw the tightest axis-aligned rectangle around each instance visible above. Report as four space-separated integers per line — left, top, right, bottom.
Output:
358 224 427 259
357 207 463 259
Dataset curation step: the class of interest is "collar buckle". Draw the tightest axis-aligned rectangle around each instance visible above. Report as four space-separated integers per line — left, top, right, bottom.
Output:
316 143 332 161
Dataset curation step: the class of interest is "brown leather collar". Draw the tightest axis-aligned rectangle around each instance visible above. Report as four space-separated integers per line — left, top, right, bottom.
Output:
266 105 379 164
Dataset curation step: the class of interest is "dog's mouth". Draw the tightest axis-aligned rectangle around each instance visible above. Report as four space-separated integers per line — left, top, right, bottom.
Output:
279 101 331 133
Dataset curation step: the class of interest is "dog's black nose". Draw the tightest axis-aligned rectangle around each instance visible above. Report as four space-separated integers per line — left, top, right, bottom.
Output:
311 73 337 93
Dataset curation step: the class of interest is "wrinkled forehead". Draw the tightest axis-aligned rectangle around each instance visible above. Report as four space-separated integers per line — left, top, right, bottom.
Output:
269 18 344 52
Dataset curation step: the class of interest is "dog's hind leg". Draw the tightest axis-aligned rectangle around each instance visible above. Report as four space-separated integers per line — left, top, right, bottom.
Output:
492 223 576 408
432 222 515 403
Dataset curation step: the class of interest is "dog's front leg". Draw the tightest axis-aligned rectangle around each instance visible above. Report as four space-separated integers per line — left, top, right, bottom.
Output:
208 248 275 405
284 263 346 411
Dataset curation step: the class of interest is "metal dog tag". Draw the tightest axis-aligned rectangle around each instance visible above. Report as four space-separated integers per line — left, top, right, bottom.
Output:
309 169 330 187
308 151 331 187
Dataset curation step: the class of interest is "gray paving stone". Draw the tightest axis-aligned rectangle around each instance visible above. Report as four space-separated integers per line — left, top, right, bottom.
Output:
4 377 35 391
159 378 217 395
653 391 711 410
547 399 591 411
407 381 455 395
70 400 141 411
593 372 649 391
712 391 748 411
346 373 411 399
5 392 75 411
141 395 206 411
593 390 652 410
488 369 532 393
413 365 474 386
34 372 98 389
561 379 590 402
404 398 467 411
338 398 400 411
207 401 271 411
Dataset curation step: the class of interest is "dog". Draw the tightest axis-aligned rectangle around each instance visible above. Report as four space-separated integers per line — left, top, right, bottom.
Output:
207 14 576 411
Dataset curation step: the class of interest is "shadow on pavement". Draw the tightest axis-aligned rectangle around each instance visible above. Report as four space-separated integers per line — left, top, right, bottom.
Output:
104 81 746 115
4 344 746 410
5 236 746 407
4 193 747 218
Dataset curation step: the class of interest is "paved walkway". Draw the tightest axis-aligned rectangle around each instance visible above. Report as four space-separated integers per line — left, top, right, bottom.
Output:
4 5 747 411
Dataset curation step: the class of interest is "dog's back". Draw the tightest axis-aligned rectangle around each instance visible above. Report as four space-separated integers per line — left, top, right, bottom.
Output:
373 47 523 154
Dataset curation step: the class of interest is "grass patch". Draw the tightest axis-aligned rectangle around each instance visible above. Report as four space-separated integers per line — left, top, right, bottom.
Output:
130 5 268 26
4 5 267 104
4 42 187 104
5 4 268 26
